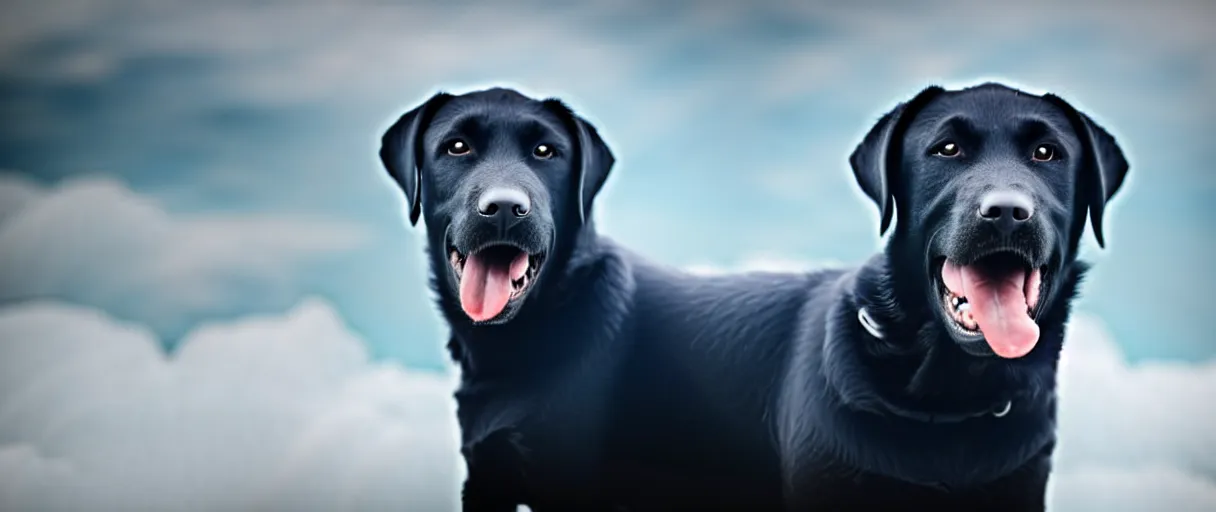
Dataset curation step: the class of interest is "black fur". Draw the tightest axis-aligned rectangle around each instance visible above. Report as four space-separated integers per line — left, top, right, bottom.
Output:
775 83 1128 510
380 88 784 510
381 88 635 510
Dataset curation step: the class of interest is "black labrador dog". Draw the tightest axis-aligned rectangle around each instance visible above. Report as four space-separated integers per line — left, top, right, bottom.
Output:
770 83 1128 509
379 88 784 511
380 88 633 510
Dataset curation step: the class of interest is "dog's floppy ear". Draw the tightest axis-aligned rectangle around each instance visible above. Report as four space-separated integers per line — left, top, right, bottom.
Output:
544 99 616 224
849 86 944 235
379 92 453 226
1042 94 1129 248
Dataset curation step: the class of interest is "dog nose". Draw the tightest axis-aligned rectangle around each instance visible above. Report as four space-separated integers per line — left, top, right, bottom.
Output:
978 190 1034 235
477 187 531 219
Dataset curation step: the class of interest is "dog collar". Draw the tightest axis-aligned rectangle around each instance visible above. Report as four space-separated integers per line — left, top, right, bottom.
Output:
880 398 1015 423
857 307 885 340
856 307 1014 422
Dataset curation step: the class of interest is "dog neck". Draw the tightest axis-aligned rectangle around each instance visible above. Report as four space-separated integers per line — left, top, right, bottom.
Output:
802 250 1084 486
823 248 1087 423
433 222 635 381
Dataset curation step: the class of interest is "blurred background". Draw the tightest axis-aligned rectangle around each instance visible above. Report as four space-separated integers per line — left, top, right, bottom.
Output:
0 0 1213 510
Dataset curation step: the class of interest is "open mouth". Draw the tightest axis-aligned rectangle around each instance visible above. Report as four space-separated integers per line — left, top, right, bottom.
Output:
934 251 1046 359
449 243 544 323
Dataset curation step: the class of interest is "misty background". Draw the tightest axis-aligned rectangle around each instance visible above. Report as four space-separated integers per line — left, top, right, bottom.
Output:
0 0 1213 510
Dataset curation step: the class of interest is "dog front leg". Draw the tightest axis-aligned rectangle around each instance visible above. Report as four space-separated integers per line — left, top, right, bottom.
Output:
460 429 529 512
460 473 518 512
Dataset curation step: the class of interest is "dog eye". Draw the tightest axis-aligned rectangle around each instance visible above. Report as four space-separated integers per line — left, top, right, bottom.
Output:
932 141 961 157
445 139 471 156
533 144 555 159
1032 144 1058 162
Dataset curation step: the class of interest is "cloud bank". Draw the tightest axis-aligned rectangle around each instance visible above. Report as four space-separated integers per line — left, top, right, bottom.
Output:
0 175 371 345
0 299 461 512
1054 317 1216 479
0 295 1211 511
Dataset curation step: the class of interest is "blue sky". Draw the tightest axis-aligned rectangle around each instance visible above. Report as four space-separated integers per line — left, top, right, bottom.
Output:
1 0 1213 371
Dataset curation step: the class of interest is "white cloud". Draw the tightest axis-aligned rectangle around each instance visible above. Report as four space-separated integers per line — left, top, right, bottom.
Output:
1 297 1213 510
1050 465 1216 512
0 174 44 225
753 0 1216 120
3 2 647 107
11 0 1212 116
0 0 116 74
0 298 461 512
0 296 1212 510
0 175 371 341
1047 315 1216 510
1054 316 1216 477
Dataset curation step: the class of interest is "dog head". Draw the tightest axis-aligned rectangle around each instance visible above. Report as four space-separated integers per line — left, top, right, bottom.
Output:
380 88 614 325
851 83 1128 359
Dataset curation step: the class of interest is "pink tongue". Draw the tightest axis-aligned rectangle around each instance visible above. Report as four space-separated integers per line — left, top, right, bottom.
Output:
941 260 1040 358
459 251 530 322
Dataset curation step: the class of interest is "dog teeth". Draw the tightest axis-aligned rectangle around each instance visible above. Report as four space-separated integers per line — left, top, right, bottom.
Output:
449 250 468 281
944 293 980 333
948 295 970 313
509 274 529 299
